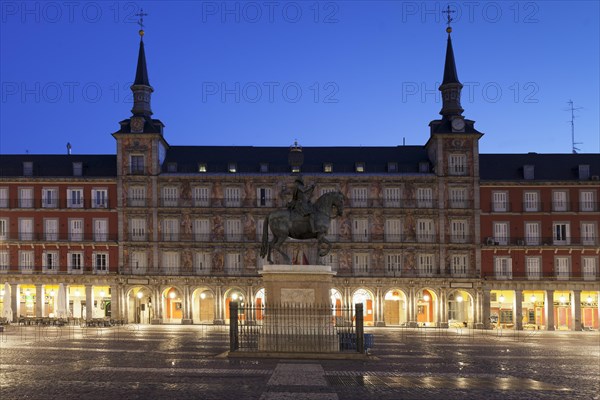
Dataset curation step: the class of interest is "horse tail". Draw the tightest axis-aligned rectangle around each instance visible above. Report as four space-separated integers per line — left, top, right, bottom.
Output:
260 215 269 258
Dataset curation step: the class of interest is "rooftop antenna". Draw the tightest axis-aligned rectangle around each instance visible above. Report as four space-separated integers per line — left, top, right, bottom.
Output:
565 100 582 154
67 142 72 155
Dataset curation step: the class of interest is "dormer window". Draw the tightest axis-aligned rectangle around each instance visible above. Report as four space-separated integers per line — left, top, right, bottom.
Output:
355 162 365 173
419 162 430 173
291 166 300 173
323 163 333 173
167 163 177 173
579 164 590 180
198 163 207 173
259 163 269 173
387 162 398 173
23 162 33 176
228 163 237 173
72 162 82 177
523 165 535 180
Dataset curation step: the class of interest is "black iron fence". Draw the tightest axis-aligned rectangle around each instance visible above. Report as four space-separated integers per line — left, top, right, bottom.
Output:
229 302 368 354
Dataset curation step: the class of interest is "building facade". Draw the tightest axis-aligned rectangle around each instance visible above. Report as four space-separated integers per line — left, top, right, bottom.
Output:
1 28 598 330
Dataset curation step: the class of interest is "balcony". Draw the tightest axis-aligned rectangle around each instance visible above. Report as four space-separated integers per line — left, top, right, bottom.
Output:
483 271 599 281
3 232 117 242
1 198 113 209
483 236 598 247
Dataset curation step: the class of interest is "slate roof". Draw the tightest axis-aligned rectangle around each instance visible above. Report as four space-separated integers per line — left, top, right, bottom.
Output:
442 34 460 85
0 155 117 177
480 153 600 181
162 145 430 174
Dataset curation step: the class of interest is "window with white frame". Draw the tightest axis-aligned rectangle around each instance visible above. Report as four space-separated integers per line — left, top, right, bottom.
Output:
162 251 180 274
552 190 568 211
130 251 147 274
68 252 83 273
162 186 178 207
193 219 210 241
195 252 211 275
0 251 8 271
42 188 58 208
42 251 58 273
555 256 570 280
93 219 108 241
581 223 596 245
386 253 402 276
524 222 540 245
225 253 242 274
130 218 146 241
416 187 433 208
0 187 8 208
193 186 210 207
92 188 108 208
19 218 33 240
492 191 508 212
224 187 241 207
494 257 512 279
385 219 402 242
553 222 570 245
93 252 108 273
451 254 468 277
19 250 34 273
418 254 434 276
526 257 541 279
19 187 33 208
44 218 58 241
67 188 83 208
257 187 273 207
163 218 179 241
523 191 539 212
450 220 468 243
353 253 369 275
580 190 595 212
351 187 368 207
128 186 146 207
225 219 242 242
417 219 435 242
0 218 7 240
493 222 509 245
582 257 598 280
449 187 468 208
130 154 144 174
352 218 369 242
448 154 467 176
69 219 84 241
383 187 401 207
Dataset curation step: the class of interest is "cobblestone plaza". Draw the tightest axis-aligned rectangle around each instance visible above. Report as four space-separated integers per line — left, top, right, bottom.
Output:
1 325 598 399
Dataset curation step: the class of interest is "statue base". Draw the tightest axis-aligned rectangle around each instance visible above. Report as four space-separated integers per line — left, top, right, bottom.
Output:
258 265 338 352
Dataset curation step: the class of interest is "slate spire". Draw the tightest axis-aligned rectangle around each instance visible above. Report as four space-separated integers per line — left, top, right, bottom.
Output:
438 11 464 118
130 9 153 117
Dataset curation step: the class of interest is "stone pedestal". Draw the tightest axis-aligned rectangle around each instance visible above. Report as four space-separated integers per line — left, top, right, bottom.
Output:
258 265 337 352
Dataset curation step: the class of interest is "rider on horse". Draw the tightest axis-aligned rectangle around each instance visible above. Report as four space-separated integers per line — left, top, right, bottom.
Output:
287 175 316 232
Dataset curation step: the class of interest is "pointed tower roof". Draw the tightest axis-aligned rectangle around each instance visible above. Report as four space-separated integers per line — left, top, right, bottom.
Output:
134 38 150 86
442 32 460 85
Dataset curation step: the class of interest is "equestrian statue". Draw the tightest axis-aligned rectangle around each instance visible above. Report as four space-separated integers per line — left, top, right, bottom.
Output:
260 176 344 265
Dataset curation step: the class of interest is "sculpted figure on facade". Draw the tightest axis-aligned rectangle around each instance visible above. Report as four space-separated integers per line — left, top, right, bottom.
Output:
243 213 255 241
372 211 384 238
339 216 352 240
213 215 224 240
212 250 224 272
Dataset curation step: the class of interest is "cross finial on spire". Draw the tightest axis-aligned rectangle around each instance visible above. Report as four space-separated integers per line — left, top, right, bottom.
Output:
442 5 455 33
135 8 148 38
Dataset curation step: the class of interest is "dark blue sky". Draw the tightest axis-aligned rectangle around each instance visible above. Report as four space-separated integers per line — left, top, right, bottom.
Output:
1 1 599 155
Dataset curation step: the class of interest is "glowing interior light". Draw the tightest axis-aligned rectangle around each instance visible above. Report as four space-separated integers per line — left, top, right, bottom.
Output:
456 295 463 303
137 292 143 299
587 296 593 304
423 294 430 302
74 290 81 297
25 289 31 296
49 290 55 296
498 295 505 303
200 293 206 300
559 295 566 303
99 291 106 297
169 292 176 299
530 295 536 303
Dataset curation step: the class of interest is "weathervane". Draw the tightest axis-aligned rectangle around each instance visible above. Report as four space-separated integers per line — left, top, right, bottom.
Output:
442 5 455 33
135 8 148 38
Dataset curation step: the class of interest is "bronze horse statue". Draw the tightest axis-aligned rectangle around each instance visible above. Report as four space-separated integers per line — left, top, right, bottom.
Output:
260 191 344 264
